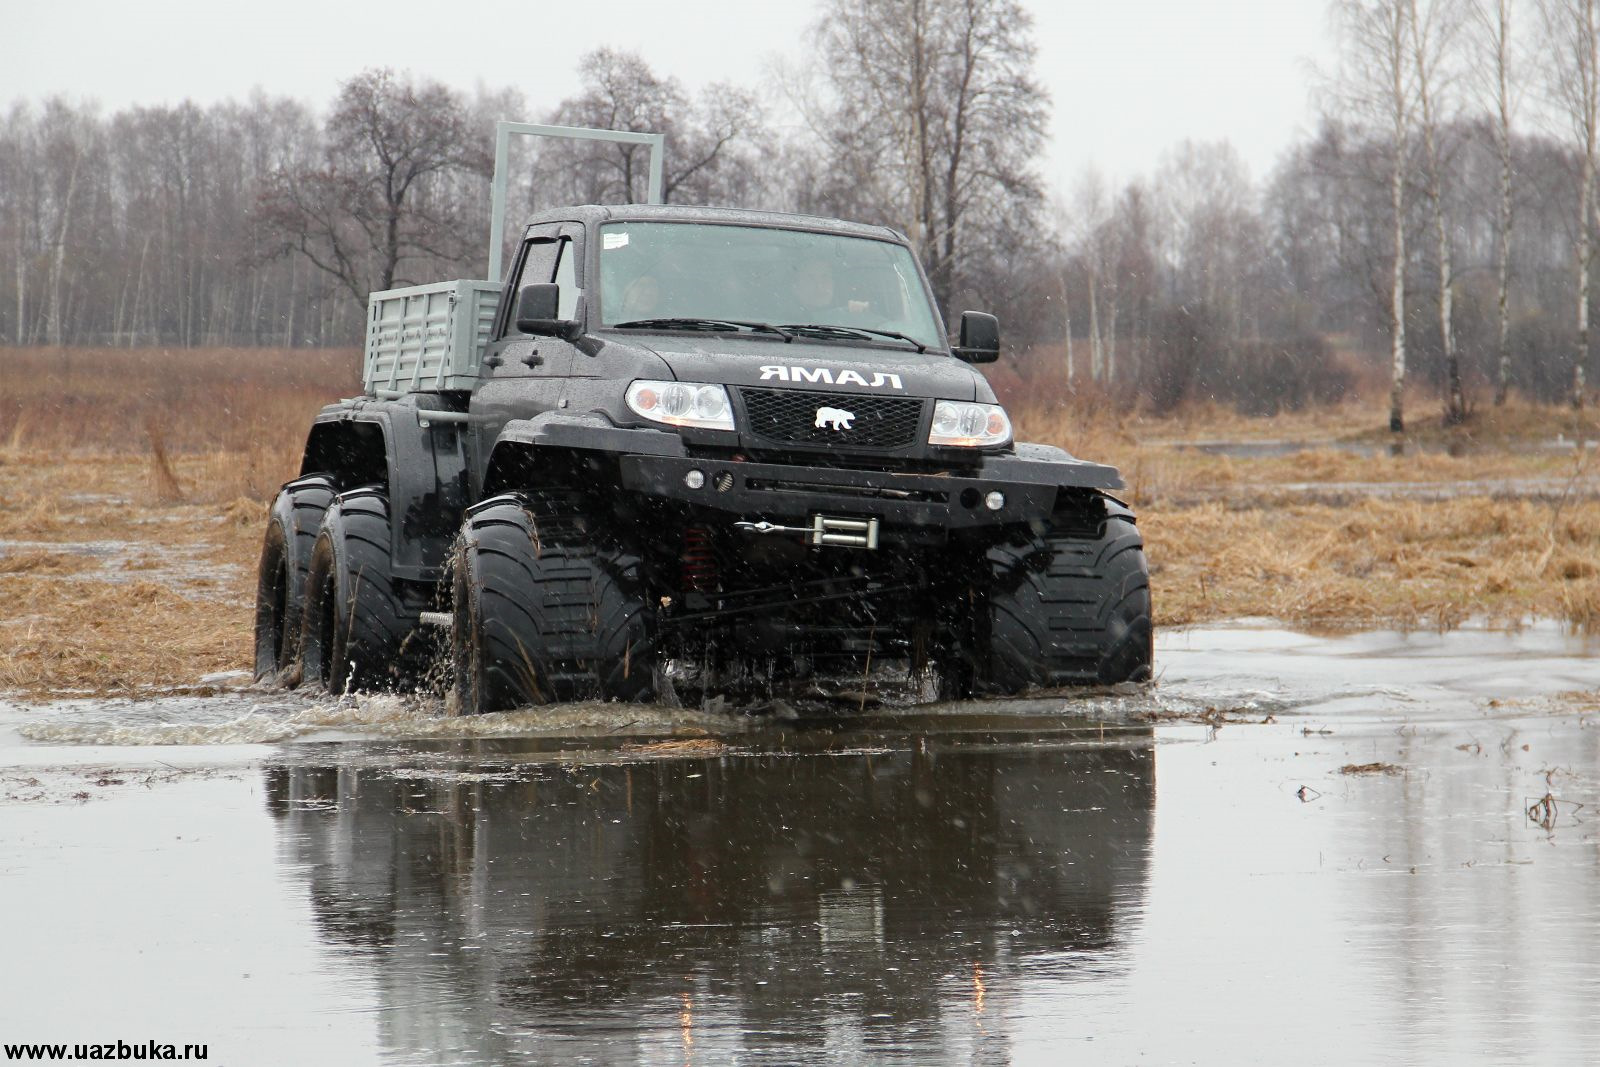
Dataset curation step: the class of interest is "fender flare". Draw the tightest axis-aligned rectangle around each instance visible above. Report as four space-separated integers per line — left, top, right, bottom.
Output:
297 396 469 581
482 412 686 497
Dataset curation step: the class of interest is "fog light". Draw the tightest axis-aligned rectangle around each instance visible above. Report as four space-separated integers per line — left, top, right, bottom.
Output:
714 471 735 493
684 469 706 490
984 491 1005 511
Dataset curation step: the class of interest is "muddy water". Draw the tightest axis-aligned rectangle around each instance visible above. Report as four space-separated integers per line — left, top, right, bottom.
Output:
2 625 1598 1064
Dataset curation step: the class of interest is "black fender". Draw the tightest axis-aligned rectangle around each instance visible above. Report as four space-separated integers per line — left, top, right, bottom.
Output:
481 412 686 497
977 442 1126 494
298 395 469 582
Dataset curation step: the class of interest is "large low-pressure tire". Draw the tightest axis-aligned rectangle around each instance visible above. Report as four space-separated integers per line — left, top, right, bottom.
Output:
299 488 426 695
253 474 337 685
452 492 655 714
981 495 1153 692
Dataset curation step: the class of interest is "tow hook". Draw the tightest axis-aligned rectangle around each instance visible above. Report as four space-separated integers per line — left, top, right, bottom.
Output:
734 515 881 549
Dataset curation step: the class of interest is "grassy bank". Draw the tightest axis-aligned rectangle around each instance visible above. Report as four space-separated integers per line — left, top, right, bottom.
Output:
1 346 1596 697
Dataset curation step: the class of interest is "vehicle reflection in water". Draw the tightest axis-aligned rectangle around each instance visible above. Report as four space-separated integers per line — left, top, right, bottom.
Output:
264 731 1154 1063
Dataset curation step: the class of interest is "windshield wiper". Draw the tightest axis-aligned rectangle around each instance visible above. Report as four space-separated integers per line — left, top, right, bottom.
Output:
612 317 793 341
778 323 926 353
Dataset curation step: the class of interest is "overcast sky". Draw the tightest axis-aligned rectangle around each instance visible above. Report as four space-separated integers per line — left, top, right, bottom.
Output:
6 0 1336 191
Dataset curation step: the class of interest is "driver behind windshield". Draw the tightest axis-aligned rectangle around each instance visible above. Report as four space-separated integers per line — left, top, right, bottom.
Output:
788 256 871 323
599 222 940 349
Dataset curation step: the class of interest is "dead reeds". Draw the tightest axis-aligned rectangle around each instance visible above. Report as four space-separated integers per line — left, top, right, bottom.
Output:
1 346 1598 696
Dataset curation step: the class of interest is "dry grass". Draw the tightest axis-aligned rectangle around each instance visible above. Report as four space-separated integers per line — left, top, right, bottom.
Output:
1 346 1598 697
1339 762 1403 776
1146 495 1600 630
0 346 359 502
0 449 292 695
1013 393 1596 506
1011 389 1600 631
0 347 357 696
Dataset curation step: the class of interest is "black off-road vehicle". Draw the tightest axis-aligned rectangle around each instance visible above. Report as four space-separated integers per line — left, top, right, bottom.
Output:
254 202 1151 712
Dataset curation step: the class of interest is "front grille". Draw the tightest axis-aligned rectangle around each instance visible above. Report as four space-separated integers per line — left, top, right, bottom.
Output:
738 388 926 450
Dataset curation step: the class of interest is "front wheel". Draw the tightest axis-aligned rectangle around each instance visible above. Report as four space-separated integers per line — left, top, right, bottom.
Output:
452 492 655 714
980 495 1153 692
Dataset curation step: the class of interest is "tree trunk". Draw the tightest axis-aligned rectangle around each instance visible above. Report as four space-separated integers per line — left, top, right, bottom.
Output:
1065 317 1074 386
1408 0 1461 424
1493 0 1515 406
1389 6 1409 435
1389 148 1408 434
1574 0 1598 410
130 233 151 348
284 256 297 347
1106 297 1119 382
1578 144 1592 409
1437 195 1463 422
1088 271 1103 382
46 158 79 348
13 197 24 346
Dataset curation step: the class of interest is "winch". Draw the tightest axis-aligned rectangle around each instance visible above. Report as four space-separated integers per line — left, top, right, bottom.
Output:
734 515 881 549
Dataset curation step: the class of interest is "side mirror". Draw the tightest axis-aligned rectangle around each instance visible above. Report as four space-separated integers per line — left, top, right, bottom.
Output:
515 284 580 338
953 311 1000 363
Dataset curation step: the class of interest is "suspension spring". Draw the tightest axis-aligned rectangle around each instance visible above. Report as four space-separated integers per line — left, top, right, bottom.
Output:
681 526 718 592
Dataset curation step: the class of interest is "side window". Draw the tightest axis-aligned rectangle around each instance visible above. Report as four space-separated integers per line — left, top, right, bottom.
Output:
553 239 578 319
514 238 562 308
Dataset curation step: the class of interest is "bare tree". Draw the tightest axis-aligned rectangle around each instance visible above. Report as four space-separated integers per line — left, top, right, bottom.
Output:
0 103 39 344
1065 171 1112 381
1336 0 1418 432
804 0 1048 316
33 100 97 347
533 49 765 209
1470 0 1523 404
1154 140 1263 340
1048 195 1077 386
1409 0 1468 423
1540 0 1599 408
256 68 485 308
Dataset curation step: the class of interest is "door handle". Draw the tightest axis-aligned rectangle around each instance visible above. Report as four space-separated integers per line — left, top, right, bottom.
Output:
483 353 504 369
521 351 544 368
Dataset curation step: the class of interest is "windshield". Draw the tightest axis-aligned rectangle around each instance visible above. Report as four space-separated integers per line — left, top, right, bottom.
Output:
597 222 943 350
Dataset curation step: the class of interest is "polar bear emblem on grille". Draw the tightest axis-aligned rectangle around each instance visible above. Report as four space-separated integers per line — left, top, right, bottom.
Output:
814 406 855 431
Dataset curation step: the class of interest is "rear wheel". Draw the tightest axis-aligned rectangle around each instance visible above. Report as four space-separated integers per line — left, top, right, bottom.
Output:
452 492 655 714
980 495 1152 692
253 474 336 685
299 489 426 694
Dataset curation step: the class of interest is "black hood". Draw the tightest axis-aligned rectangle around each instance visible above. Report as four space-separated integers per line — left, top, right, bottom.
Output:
623 333 986 402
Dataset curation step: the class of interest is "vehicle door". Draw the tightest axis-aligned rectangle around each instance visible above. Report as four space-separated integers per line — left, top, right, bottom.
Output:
470 223 584 494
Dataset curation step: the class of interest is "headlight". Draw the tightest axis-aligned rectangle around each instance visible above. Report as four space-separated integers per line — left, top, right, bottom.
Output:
929 401 1011 447
625 380 736 431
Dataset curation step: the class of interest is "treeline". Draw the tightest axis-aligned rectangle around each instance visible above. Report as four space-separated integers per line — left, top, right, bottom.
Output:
1050 118 1589 414
1053 0 1600 419
0 0 1046 357
2 0 1596 421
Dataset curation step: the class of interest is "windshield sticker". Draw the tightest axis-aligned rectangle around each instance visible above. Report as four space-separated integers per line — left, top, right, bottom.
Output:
760 366 903 390
603 231 629 250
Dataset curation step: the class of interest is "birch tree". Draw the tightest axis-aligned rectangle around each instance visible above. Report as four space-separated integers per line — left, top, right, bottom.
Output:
0 104 39 344
1469 0 1522 404
1337 0 1418 432
1068 172 1112 382
1540 0 1599 408
1408 0 1467 423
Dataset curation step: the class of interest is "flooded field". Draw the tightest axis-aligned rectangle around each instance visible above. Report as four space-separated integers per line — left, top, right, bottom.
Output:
2 623 1598 1064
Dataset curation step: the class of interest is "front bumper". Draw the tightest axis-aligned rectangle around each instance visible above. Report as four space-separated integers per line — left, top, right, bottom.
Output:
621 454 1078 534
495 416 1125 540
